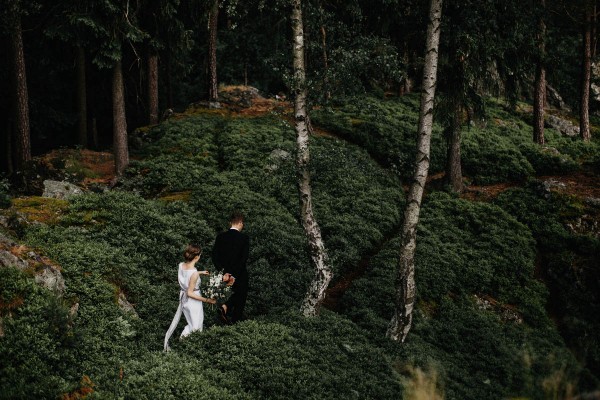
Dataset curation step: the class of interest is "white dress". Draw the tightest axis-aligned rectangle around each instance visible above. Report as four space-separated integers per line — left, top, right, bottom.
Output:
163 263 204 351
178 263 204 337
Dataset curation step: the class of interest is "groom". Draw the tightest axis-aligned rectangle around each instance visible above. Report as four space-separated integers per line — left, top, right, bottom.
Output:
212 211 250 324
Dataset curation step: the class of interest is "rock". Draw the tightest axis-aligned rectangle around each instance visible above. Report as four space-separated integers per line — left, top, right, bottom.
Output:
546 114 579 137
566 215 600 238
0 250 28 270
42 180 83 200
33 263 66 295
585 197 600 208
118 292 139 318
0 247 65 296
546 84 571 112
161 108 174 121
473 294 522 323
0 233 17 248
266 149 292 172
542 178 567 192
69 303 79 318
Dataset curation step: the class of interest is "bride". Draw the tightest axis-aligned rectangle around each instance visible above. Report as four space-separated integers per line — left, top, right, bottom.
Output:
164 244 216 351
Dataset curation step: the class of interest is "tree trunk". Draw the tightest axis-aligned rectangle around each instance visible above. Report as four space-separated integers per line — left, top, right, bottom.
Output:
112 59 129 176
533 0 546 145
166 54 174 109
76 45 88 148
292 0 333 318
10 14 31 170
580 3 592 142
445 102 463 193
320 25 331 101
147 50 159 125
387 0 443 342
318 2 330 101
4 120 13 175
208 0 219 103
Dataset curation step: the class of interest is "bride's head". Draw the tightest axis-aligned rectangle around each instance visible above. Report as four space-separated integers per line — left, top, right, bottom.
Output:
183 243 202 262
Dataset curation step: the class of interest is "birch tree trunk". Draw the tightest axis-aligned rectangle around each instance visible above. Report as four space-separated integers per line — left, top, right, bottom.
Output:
387 0 443 342
148 50 159 125
292 0 333 318
76 45 88 148
580 2 592 142
112 59 129 176
207 0 219 104
10 14 31 170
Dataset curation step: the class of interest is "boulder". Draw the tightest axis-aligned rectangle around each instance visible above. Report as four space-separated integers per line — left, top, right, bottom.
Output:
33 263 66 295
42 180 84 200
546 114 579 137
118 292 139 318
0 247 65 296
266 148 292 172
0 250 28 270
546 84 571 112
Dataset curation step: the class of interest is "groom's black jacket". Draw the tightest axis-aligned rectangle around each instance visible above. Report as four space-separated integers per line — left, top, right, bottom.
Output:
212 228 250 287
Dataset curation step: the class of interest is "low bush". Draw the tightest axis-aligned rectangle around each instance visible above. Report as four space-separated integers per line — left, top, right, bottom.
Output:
495 182 600 382
0 267 76 399
176 315 403 399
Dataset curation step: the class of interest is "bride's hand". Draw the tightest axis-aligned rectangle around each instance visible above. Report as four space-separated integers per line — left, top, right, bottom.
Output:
199 270 210 276
206 298 217 304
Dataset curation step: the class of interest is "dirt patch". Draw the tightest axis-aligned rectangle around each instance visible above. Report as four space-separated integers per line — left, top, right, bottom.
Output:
40 149 116 187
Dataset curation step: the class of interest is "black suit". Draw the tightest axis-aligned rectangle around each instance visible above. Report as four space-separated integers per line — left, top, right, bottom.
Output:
212 228 249 323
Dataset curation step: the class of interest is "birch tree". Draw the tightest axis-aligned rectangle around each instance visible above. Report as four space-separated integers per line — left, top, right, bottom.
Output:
291 0 333 317
387 0 442 342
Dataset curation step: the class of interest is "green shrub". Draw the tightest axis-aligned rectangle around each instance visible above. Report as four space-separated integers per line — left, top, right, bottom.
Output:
0 267 76 399
176 315 403 399
495 182 600 382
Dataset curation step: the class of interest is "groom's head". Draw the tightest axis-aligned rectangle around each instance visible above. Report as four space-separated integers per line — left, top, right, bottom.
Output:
229 211 245 231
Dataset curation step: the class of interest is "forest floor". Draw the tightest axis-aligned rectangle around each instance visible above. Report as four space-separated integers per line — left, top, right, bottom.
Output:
23 89 600 312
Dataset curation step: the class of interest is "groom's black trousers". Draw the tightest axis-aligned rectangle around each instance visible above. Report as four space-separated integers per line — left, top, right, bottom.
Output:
226 280 248 323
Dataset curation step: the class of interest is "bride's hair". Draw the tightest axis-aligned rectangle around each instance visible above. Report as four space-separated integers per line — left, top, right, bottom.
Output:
183 244 202 262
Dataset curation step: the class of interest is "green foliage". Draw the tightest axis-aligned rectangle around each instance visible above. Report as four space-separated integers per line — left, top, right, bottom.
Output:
175 315 403 399
0 267 76 399
494 182 600 382
339 192 583 399
312 95 446 179
4 99 599 398
118 352 249 399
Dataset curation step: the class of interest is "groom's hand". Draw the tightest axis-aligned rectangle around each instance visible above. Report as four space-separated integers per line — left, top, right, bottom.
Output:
223 273 235 286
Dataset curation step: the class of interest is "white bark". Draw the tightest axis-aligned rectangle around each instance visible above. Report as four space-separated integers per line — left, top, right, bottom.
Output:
292 0 333 317
386 0 443 342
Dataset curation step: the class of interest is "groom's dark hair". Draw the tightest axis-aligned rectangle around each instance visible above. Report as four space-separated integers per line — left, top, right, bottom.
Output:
229 210 244 225
183 243 202 262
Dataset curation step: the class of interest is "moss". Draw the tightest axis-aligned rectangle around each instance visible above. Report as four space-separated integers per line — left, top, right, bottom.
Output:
11 197 69 224
158 191 192 203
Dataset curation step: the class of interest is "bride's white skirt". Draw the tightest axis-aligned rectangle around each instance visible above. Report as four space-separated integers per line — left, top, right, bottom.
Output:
164 292 204 351
181 298 204 337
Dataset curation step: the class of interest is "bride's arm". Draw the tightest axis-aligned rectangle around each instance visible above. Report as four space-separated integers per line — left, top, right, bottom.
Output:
187 272 216 304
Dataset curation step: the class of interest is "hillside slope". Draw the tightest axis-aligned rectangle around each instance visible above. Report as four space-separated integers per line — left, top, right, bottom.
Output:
1 93 599 399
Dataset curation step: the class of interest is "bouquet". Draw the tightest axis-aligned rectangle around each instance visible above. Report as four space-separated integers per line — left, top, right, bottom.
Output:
202 272 232 309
